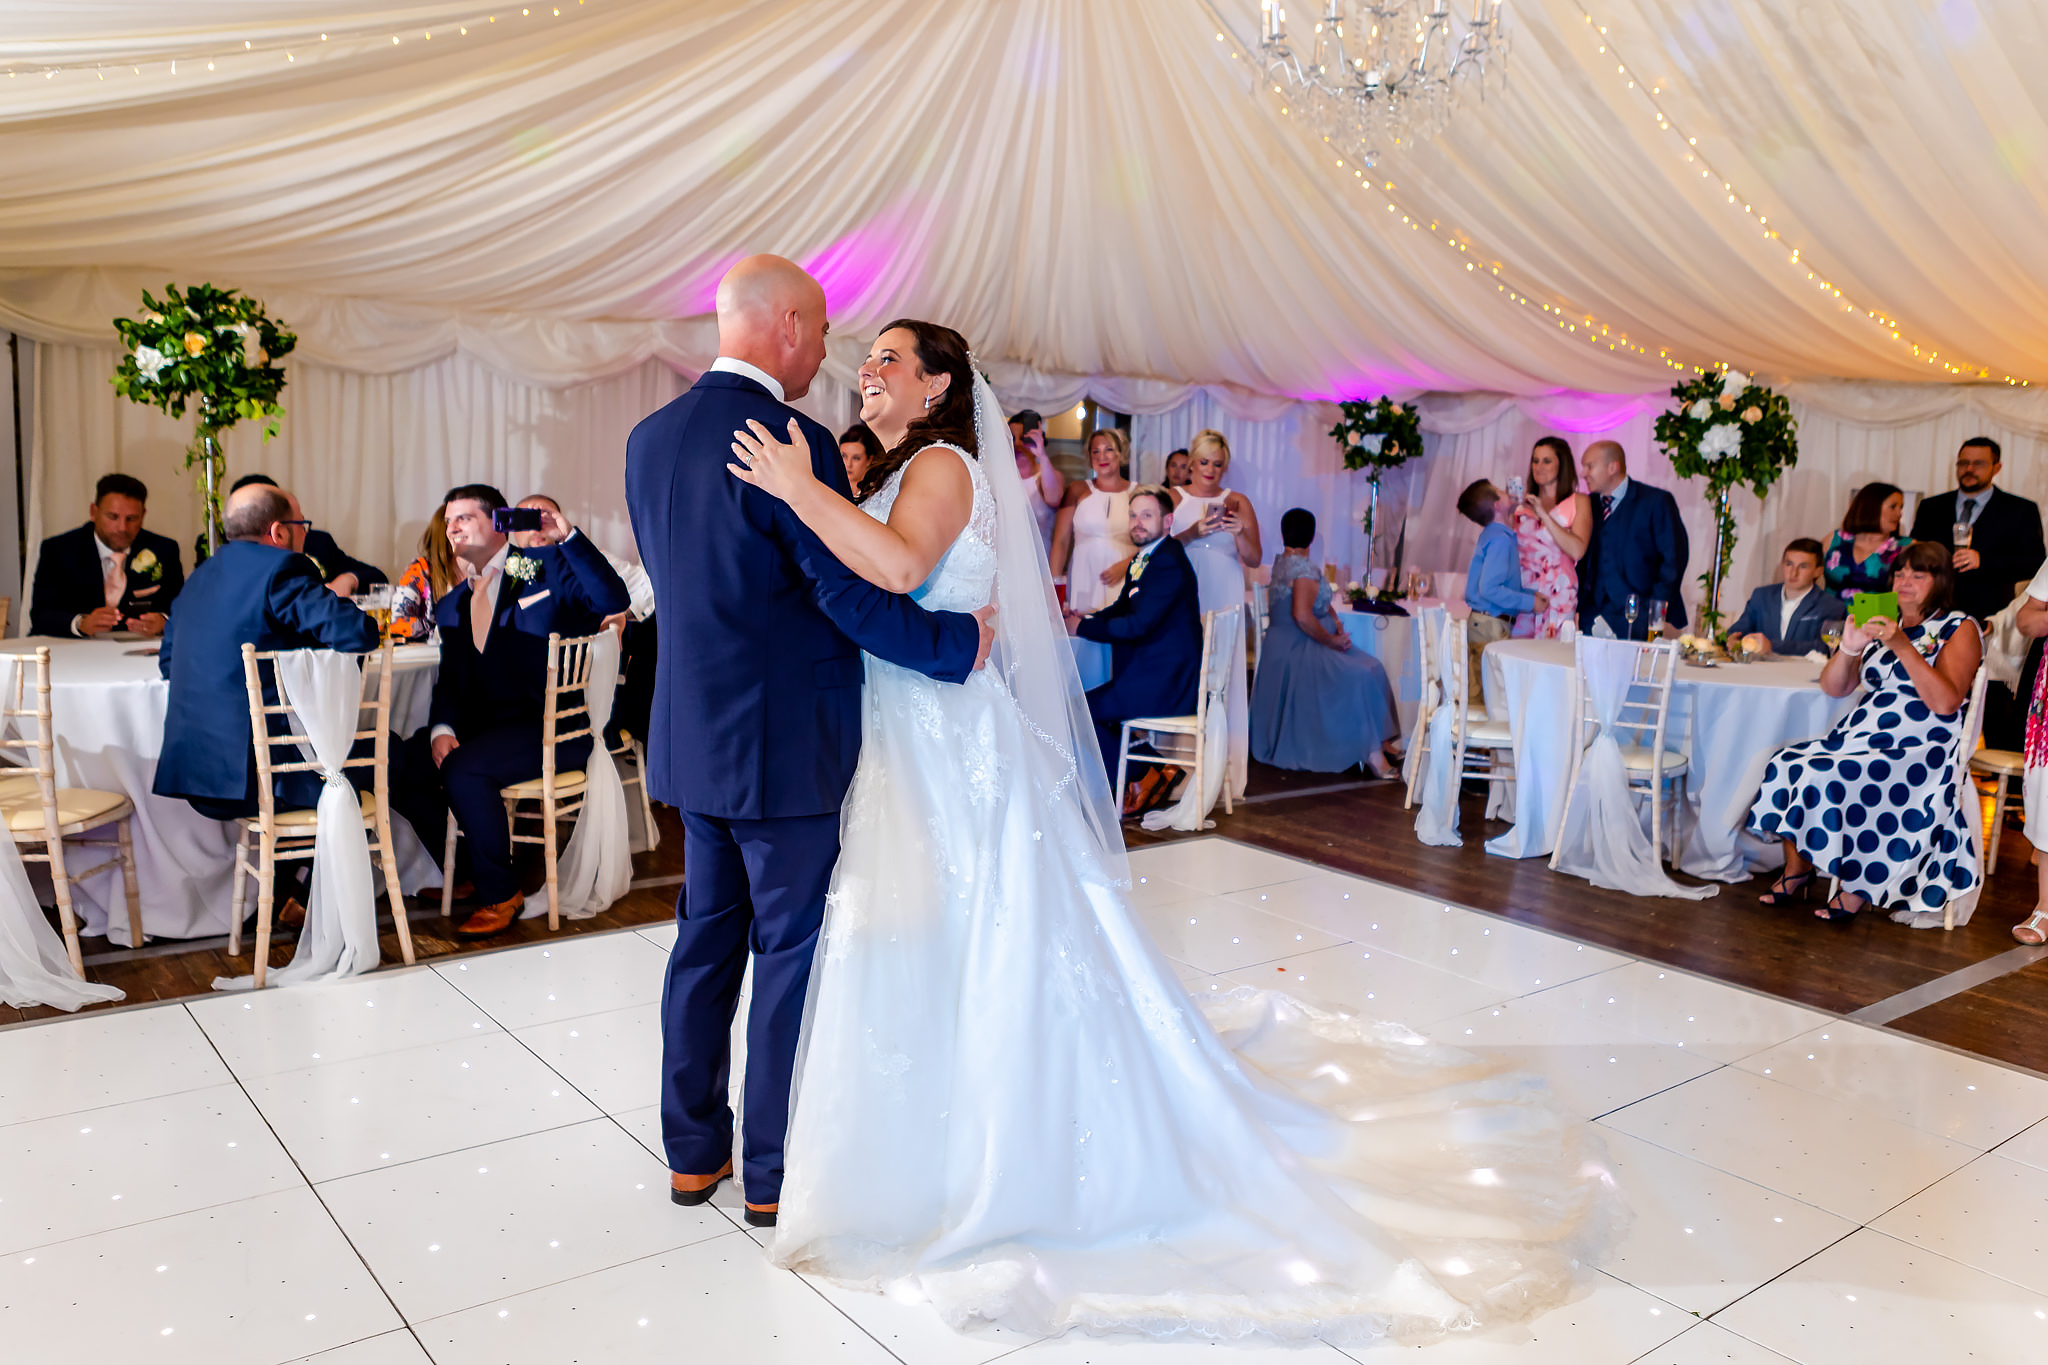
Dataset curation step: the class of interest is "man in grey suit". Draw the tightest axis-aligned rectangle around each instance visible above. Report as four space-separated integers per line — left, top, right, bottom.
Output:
1726 538 1846 655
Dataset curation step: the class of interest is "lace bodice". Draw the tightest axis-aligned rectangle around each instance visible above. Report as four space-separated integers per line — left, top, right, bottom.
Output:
861 443 997 613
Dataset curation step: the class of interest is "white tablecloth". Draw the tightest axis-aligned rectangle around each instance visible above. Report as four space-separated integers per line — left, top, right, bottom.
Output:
1 636 441 944
1481 639 1854 880
1334 599 1465 734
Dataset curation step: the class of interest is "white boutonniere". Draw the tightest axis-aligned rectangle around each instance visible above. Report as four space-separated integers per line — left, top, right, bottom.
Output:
131 546 163 581
504 552 540 584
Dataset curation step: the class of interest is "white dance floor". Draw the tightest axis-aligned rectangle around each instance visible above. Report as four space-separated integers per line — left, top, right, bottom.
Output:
5 837 2048 1364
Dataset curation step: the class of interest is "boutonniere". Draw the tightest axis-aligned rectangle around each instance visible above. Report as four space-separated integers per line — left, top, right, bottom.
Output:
130 546 163 582
1127 554 1149 583
304 554 326 581
503 552 540 584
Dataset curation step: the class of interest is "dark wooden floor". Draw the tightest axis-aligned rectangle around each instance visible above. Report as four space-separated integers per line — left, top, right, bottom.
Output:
1129 766 2048 1075
14 773 2046 1079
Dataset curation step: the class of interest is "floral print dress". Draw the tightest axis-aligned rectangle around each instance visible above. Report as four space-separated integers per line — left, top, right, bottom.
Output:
1822 531 1910 603
1509 497 1578 638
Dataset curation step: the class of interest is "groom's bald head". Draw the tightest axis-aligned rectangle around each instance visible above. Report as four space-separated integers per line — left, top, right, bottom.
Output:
715 255 830 401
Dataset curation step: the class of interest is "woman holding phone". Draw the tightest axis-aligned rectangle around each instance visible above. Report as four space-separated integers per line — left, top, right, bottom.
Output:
1508 436 1590 638
1168 428 1262 607
1747 542 1982 924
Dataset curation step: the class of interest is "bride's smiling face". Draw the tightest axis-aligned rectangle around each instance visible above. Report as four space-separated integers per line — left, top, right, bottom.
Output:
857 327 945 434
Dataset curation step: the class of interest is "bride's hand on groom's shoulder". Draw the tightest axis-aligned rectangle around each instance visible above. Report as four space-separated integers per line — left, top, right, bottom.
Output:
728 418 823 509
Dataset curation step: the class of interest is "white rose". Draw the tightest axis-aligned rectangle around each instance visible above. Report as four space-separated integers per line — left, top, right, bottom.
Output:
1687 398 1713 421
1717 368 1742 397
1357 432 1385 455
133 345 167 382
1699 423 1743 462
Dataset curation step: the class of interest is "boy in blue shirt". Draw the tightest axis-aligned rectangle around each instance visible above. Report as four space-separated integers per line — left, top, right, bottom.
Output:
1457 480 1546 707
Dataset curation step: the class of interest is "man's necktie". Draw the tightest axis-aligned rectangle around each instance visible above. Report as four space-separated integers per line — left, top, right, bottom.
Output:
1599 493 1615 521
470 567 498 652
103 551 127 608
1960 496 1980 527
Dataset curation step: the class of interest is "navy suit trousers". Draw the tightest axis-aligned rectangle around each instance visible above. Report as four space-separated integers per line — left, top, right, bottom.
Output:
390 727 593 905
659 809 838 1207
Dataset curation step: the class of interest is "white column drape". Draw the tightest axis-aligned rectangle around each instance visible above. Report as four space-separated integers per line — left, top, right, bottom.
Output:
543 628 632 920
1411 608 1464 848
1140 608 1244 834
213 649 380 991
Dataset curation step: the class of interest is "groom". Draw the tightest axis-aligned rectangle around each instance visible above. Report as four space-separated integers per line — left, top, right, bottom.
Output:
625 256 993 1228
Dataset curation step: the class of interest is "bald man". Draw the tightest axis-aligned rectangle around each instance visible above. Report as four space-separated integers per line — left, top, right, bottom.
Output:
625 254 992 1227
1576 440 1689 637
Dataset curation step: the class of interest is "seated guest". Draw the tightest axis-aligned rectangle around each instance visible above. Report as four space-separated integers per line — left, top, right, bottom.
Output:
838 423 883 492
1460 480 1546 707
510 494 653 627
392 507 459 641
1749 542 1982 923
1727 538 1845 655
1910 436 2045 622
1064 486 1201 778
1576 440 1687 638
154 483 381 920
1251 509 1400 778
388 483 631 940
30 473 185 638
1823 482 1909 602
198 474 388 592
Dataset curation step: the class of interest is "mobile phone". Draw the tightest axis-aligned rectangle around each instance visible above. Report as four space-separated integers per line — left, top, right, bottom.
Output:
1011 409 1043 436
493 506 544 533
1849 591 1898 626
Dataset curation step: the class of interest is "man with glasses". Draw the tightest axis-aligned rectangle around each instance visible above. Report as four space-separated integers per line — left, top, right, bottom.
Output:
153 482 382 928
197 472 388 595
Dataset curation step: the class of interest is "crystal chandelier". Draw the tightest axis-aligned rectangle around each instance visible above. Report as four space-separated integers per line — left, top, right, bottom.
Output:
1255 1 1509 167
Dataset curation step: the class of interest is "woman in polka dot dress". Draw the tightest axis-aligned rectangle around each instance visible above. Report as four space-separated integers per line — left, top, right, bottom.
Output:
1748 542 1984 924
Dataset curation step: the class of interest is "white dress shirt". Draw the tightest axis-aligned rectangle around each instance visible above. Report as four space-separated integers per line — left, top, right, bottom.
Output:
710 356 786 402
1778 584 1814 639
606 551 656 620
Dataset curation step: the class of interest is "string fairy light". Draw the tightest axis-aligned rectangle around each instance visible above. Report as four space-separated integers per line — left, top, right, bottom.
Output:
1564 4 2028 386
2 2 591 81
1206 12 1710 378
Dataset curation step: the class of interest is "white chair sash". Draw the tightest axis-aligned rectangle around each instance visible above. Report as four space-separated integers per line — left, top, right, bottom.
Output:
1553 638 1716 900
1413 610 1463 848
214 650 380 991
548 628 633 918
1143 607 1245 833
0 655 125 1011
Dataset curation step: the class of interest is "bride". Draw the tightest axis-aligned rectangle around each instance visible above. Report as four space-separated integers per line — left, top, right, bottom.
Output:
725 319 1619 1347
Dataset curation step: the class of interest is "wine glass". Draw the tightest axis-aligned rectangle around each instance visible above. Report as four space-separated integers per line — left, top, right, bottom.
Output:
1820 620 1844 654
1624 593 1641 640
1648 598 1667 640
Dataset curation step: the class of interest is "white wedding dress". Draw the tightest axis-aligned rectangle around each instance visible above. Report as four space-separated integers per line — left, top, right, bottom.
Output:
771 380 1619 1348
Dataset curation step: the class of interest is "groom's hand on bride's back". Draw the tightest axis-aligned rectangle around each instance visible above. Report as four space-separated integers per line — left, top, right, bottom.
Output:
972 604 997 671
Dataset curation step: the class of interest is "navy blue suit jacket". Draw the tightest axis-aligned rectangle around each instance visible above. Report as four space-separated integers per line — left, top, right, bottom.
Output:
31 524 186 637
1578 480 1690 634
1077 537 1203 719
1727 583 1846 655
429 534 630 739
152 540 379 807
623 370 979 820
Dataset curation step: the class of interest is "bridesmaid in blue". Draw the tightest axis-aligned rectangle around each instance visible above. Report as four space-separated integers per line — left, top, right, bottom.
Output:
1250 509 1400 778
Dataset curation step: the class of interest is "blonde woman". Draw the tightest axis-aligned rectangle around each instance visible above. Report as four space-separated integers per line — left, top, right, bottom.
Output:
1050 427 1135 614
1167 428 1260 806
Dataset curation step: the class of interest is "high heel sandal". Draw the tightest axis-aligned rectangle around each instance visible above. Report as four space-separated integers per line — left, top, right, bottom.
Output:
1758 869 1816 906
1815 891 1862 925
2014 910 2048 946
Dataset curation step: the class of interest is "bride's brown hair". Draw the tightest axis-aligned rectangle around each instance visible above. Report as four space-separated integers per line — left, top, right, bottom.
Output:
855 319 980 503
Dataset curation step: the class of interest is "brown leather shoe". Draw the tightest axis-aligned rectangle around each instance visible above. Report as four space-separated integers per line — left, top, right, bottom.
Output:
744 1201 778 1228
454 893 523 940
670 1162 732 1207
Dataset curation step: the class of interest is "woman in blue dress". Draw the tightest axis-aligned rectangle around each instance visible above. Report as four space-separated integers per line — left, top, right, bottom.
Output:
1749 542 1983 923
1250 509 1400 777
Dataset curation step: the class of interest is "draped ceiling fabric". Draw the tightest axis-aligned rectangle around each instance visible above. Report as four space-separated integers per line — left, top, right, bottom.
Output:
3 2 2045 590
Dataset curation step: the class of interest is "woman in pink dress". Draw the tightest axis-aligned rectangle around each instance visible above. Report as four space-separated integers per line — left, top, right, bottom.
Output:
1508 436 1592 638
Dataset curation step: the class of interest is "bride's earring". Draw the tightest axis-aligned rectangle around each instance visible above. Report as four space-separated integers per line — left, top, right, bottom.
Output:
924 393 936 411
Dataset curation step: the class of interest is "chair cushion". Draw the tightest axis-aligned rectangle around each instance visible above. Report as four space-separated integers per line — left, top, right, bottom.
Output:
1125 716 1200 736
1971 748 2025 776
0 771 41 799
1460 718 1514 746
2 787 131 832
502 770 588 799
271 791 379 828
1618 745 1689 776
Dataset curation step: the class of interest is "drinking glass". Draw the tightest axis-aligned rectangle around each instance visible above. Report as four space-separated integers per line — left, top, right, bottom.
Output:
1820 620 1844 654
1649 598 1667 638
1953 519 1973 550
1407 569 1427 601
1625 593 1641 639
362 583 395 643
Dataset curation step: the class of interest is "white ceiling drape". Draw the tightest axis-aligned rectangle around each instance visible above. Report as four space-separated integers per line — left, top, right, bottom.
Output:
1 1 2042 399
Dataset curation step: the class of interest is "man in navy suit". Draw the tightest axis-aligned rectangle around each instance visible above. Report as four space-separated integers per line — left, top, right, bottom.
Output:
1726 538 1846 655
386 484 631 941
195 473 388 594
625 256 991 1229
1577 440 1690 637
30 473 185 638
1066 486 1203 773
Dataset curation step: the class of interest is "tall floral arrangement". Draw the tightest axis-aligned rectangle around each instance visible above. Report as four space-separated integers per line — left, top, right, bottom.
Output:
110 283 296 552
1331 396 1424 561
1655 369 1797 632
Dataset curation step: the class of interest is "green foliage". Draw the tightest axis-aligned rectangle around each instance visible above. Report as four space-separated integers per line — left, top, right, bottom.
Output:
1331 396 1424 473
1654 370 1798 630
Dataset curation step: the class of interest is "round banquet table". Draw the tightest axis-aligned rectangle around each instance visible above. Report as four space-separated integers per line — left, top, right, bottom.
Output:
1 635 442 945
1335 599 1465 734
1479 638 1855 880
